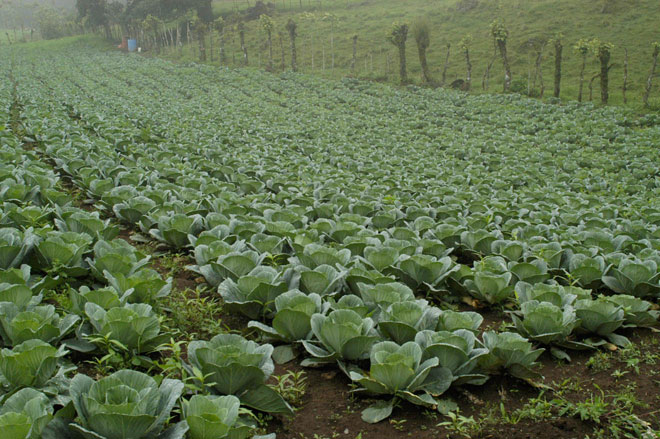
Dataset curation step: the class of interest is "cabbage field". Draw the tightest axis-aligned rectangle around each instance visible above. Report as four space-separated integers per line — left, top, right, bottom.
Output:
1 39 660 439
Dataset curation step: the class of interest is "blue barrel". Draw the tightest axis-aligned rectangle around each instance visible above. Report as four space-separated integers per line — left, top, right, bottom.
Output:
127 39 137 52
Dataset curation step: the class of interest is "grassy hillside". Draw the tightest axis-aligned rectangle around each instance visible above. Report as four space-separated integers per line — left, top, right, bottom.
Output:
157 0 660 108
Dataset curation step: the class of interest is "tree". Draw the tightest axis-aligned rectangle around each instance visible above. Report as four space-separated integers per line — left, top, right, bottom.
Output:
490 19 511 92
76 0 111 38
322 13 338 70
552 33 562 98
387 22 409 85
351 34 358 75
590 39 613 105
214 17 226 64
142 14 163 52
574 38 590 102
260 14 274 71
286 18 297 71
459 35 472 91
643 42 659 107
412 19 433 85
192 14 208 61
238 20 247 65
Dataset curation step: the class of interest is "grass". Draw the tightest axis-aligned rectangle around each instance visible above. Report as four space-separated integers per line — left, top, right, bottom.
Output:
152 0 660 109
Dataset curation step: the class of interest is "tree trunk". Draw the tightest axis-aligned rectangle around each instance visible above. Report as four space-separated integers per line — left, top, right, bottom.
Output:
177 25 182 56
279 33 286 70
397 43 407 84
290 33 297 71
622 48 628 104
497 40 511 92
599 50 610 105
643 45 659 107
198 29 207 61
239 25 248 65
267 31 273 71
589 72 599 101
441 43 451 86
578 54 586 102
417 43 432 84
553 40 562 98
535 48 544 98
210 29 214 61
351 35 358 75
482 54 496 91
465 47 472 91
330 26 335 70
220 30 226 64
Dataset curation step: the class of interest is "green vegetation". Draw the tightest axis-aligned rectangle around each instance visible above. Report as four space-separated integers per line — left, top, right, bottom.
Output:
199 0 660 107
1 28 660 438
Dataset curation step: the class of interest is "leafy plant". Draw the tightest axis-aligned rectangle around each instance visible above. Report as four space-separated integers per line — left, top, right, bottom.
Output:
573 298 628 346
478 331 544 380
0 303 79 346
0 388 53 439
377 300 441 344
302 309 380 366
602 258 660 298
218 266 296 320
183 394 258 439
186 334 293 414
0 228 37 270
57 369 187 439
349 341 451 423
84 302 167 355
0 339 68 392
415 329 489 385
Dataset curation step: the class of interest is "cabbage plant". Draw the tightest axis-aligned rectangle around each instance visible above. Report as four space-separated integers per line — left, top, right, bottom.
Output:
293 243 351 269
0 228 37 270
85 303 166 354
105 269 172 304
187 334 292 414
149 213 205 249
33 231 92 277
248 290 325 345
349 341 451 423
195 251 266 288
298 264 346 297
478 331 544 380
113 196 157 224
464 270 514 305
515 282 590 307
437 310 483 333
573 298 628 346
69 286 125 314
357 281 415 315
377 300 441 344
605 295 659 327
564 253 609 289
393 254 459 292
182 395 262 439
64 369 187 439
218 266 297 320
86 239 150 281
509 301 587 360
302 309 380 366
54 209 119 242
415 329 489 385
0 303 79 346
0 388 53 439
0 340 67 392
602 258 660 298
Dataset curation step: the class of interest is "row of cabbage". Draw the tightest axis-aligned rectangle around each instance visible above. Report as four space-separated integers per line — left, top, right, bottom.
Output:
7 44 660 424
0 104 281 437
14 55 660 303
